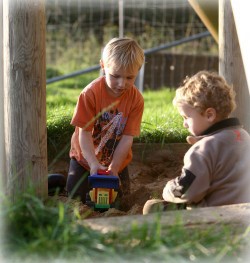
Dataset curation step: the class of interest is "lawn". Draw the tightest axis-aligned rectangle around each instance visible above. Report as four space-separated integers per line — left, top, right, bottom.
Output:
1 74 249 263
46 73 188 160
2 187 250 263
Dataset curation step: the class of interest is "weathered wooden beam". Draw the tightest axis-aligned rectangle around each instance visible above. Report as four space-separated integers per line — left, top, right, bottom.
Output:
188 0 218 43
231 0 250 93
83 203 250 233
219 0 250 132
3 0 47 199
0 0 6 189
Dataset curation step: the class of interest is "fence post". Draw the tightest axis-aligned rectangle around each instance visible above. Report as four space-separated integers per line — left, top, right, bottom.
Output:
135 64 145 93
0 0 6 193
188 0 218 43
3 0 47 200
231 0 250 93
219 0 250 132
119 0 124 38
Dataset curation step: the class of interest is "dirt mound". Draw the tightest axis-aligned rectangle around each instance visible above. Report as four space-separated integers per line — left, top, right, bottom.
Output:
48 143 189 218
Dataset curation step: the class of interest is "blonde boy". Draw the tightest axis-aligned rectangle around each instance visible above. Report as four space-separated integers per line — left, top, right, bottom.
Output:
66 37 145 204
143 71 250 214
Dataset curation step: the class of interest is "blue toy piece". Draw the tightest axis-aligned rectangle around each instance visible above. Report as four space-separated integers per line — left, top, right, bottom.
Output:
88 174 120 189
86 170 119 210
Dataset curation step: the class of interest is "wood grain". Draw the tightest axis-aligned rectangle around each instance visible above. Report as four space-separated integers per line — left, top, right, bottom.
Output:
3 0 47 199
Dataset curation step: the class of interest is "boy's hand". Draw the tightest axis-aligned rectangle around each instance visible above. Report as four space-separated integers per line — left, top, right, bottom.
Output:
107 166 119 177
90 162 107 175
97 168 121 187
107 166 122 185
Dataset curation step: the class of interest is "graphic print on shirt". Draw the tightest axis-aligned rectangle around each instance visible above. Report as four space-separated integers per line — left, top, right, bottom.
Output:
233 129 242 142
93 109 127 166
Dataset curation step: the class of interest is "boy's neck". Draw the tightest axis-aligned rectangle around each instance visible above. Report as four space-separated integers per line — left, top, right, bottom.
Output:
200 117 240 136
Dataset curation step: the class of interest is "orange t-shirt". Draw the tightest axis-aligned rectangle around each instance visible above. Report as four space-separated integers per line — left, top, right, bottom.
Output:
69 76 144 172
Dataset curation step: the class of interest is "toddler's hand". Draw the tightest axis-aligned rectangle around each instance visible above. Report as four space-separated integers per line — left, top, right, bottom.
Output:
186 136 199 145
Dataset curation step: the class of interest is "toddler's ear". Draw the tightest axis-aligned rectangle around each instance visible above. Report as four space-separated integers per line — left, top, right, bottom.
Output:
205 107 217 122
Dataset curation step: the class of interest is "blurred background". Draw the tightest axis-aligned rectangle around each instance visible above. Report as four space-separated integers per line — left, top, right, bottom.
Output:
45 0 218 90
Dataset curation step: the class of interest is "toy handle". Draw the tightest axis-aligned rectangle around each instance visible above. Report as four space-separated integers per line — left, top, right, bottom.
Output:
97 169 110 175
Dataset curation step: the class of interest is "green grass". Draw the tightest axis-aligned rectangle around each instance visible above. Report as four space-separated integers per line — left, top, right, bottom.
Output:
2 188 250 262
46 74 188 160
46 72 98 107
2 76 249 262
139 89 188 143
46 73 98 160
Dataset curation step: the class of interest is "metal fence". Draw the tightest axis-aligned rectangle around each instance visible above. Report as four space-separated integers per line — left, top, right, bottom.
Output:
47 31 216 91
46 0 218 90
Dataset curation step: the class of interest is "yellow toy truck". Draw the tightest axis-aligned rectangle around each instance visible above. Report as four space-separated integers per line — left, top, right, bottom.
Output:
86 170 120 211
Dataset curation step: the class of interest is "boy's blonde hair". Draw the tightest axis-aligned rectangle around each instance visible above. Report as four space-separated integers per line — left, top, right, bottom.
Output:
173 71 236 118
102 37 145 72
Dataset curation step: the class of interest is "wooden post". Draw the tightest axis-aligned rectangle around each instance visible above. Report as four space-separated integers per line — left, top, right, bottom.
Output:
3 0 47 199
0 0 6 192
219 0 250 132
231 0 250 93
119 0 124 38
188 0 218 43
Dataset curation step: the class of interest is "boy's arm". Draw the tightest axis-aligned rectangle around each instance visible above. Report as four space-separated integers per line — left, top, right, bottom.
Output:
162 178 189 204
162 167 209 204
79 128 107 175
163 140 212 205
108 135 133 176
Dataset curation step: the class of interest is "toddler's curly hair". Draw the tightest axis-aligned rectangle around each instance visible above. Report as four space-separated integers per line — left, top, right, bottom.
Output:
173 71 236 118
